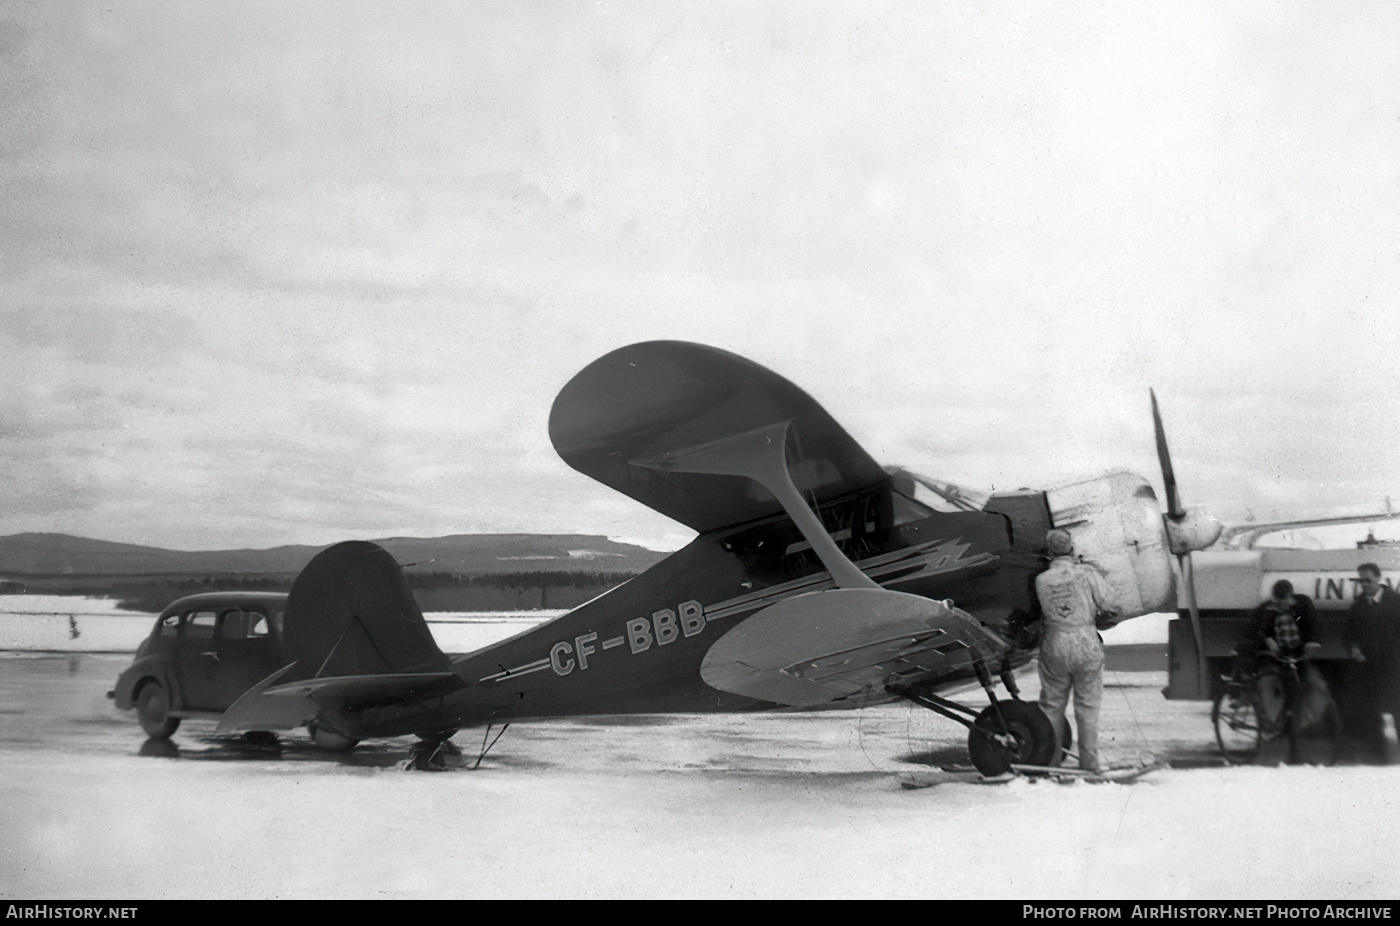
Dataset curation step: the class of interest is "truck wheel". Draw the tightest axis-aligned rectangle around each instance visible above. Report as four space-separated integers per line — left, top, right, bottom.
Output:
968 700 1058 776
136 681 180 739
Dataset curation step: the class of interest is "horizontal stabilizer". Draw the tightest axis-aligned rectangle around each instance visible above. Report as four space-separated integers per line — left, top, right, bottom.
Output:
214 664 317 735
261 671 458 701
215 664 461 735
699 588 1005 708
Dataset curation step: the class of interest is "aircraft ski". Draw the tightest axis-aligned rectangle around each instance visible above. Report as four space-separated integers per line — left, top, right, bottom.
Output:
901 760 1162 789
1008 762 1161 782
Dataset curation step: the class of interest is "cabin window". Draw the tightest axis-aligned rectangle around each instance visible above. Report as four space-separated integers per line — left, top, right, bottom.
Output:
721 488 929 582
890 491 936 526
183 611 216 640
724 518 810 581
219 609 250 640
247 612 269 637
159 614 180 637
905 482 982 513
887 468 989 513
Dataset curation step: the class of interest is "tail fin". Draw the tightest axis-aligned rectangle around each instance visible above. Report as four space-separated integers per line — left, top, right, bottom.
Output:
282 540 449 681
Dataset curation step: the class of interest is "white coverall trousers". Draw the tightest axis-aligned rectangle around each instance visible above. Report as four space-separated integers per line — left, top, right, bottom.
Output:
1035 555 1115 772
1037 633 1104 772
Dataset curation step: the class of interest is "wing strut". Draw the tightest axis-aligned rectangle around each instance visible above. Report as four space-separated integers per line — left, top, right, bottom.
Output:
633 419 880 591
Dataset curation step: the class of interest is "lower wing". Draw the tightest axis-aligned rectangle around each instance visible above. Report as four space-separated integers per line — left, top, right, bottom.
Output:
700 587 1008 708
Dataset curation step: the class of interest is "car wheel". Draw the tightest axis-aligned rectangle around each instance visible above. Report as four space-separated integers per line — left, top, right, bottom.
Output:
136 681 180 739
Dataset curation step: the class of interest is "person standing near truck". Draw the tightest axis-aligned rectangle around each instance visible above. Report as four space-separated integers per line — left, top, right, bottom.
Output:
1035 529 1119 773
1348 563 1400 762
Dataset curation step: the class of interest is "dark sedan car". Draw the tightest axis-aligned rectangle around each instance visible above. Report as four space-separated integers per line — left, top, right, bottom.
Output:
111 591 287 738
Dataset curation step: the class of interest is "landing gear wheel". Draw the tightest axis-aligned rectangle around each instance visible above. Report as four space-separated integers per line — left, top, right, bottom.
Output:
417 731 461 757
409 739 451 771
136 681 180 739
968 700 1058 776
308 723 358 752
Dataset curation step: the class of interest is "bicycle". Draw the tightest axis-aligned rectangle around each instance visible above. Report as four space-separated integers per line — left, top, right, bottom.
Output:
1212 642 1343 766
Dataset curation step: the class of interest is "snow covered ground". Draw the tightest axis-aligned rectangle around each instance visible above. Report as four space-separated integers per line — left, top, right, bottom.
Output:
0 596 162 653
2 600 1397 899
2 655 1399 898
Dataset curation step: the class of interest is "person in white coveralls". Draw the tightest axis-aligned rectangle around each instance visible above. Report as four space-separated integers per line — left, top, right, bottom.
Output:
1035 529 1119 773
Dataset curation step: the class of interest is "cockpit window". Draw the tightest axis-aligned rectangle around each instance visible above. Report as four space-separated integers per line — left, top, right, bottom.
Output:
886 467 989 513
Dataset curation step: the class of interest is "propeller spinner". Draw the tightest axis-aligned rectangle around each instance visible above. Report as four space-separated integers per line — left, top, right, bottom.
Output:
1150 389 1222 696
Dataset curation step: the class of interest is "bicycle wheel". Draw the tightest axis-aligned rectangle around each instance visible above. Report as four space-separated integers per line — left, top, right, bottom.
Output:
1213 681 1262 764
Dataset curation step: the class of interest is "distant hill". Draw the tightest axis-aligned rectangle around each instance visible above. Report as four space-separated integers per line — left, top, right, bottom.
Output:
0 532 667 578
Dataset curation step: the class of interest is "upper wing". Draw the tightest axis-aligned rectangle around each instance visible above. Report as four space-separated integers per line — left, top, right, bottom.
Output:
699 587 1007 708
548 341 890 533
1220 509 1400 550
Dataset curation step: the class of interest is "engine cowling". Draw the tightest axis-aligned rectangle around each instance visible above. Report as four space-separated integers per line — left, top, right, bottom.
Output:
1045 471 1176 620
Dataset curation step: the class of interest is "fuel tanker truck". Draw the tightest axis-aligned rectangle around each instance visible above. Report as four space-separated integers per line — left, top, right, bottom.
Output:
1165 527 1400 700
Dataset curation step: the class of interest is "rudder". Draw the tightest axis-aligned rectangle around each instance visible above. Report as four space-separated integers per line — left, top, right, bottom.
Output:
282 540 449 681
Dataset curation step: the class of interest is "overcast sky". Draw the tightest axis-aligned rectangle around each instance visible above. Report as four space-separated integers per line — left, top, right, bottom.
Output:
3 1 1398 552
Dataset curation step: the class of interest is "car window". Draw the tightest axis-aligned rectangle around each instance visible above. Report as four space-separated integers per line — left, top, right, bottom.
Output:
183 611 216 640
159 614 180 637
271 610 285 635
219 609 250 640
247 612 269 637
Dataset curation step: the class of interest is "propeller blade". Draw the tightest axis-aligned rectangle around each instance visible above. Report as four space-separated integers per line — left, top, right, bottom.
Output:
1152 391 1212 694
1150 389 1184 518
1178 552 1210 698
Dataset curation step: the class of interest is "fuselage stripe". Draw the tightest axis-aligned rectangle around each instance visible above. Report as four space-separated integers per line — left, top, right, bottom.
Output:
478 658 552 683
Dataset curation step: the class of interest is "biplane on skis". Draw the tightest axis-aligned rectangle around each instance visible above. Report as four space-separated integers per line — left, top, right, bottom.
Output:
201 341 1221 771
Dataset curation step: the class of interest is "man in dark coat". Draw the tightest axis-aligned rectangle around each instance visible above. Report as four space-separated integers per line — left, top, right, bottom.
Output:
1237 581 1335 756
1252 580 1317 654
1348 563 1400 762
1237 580 1317 675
